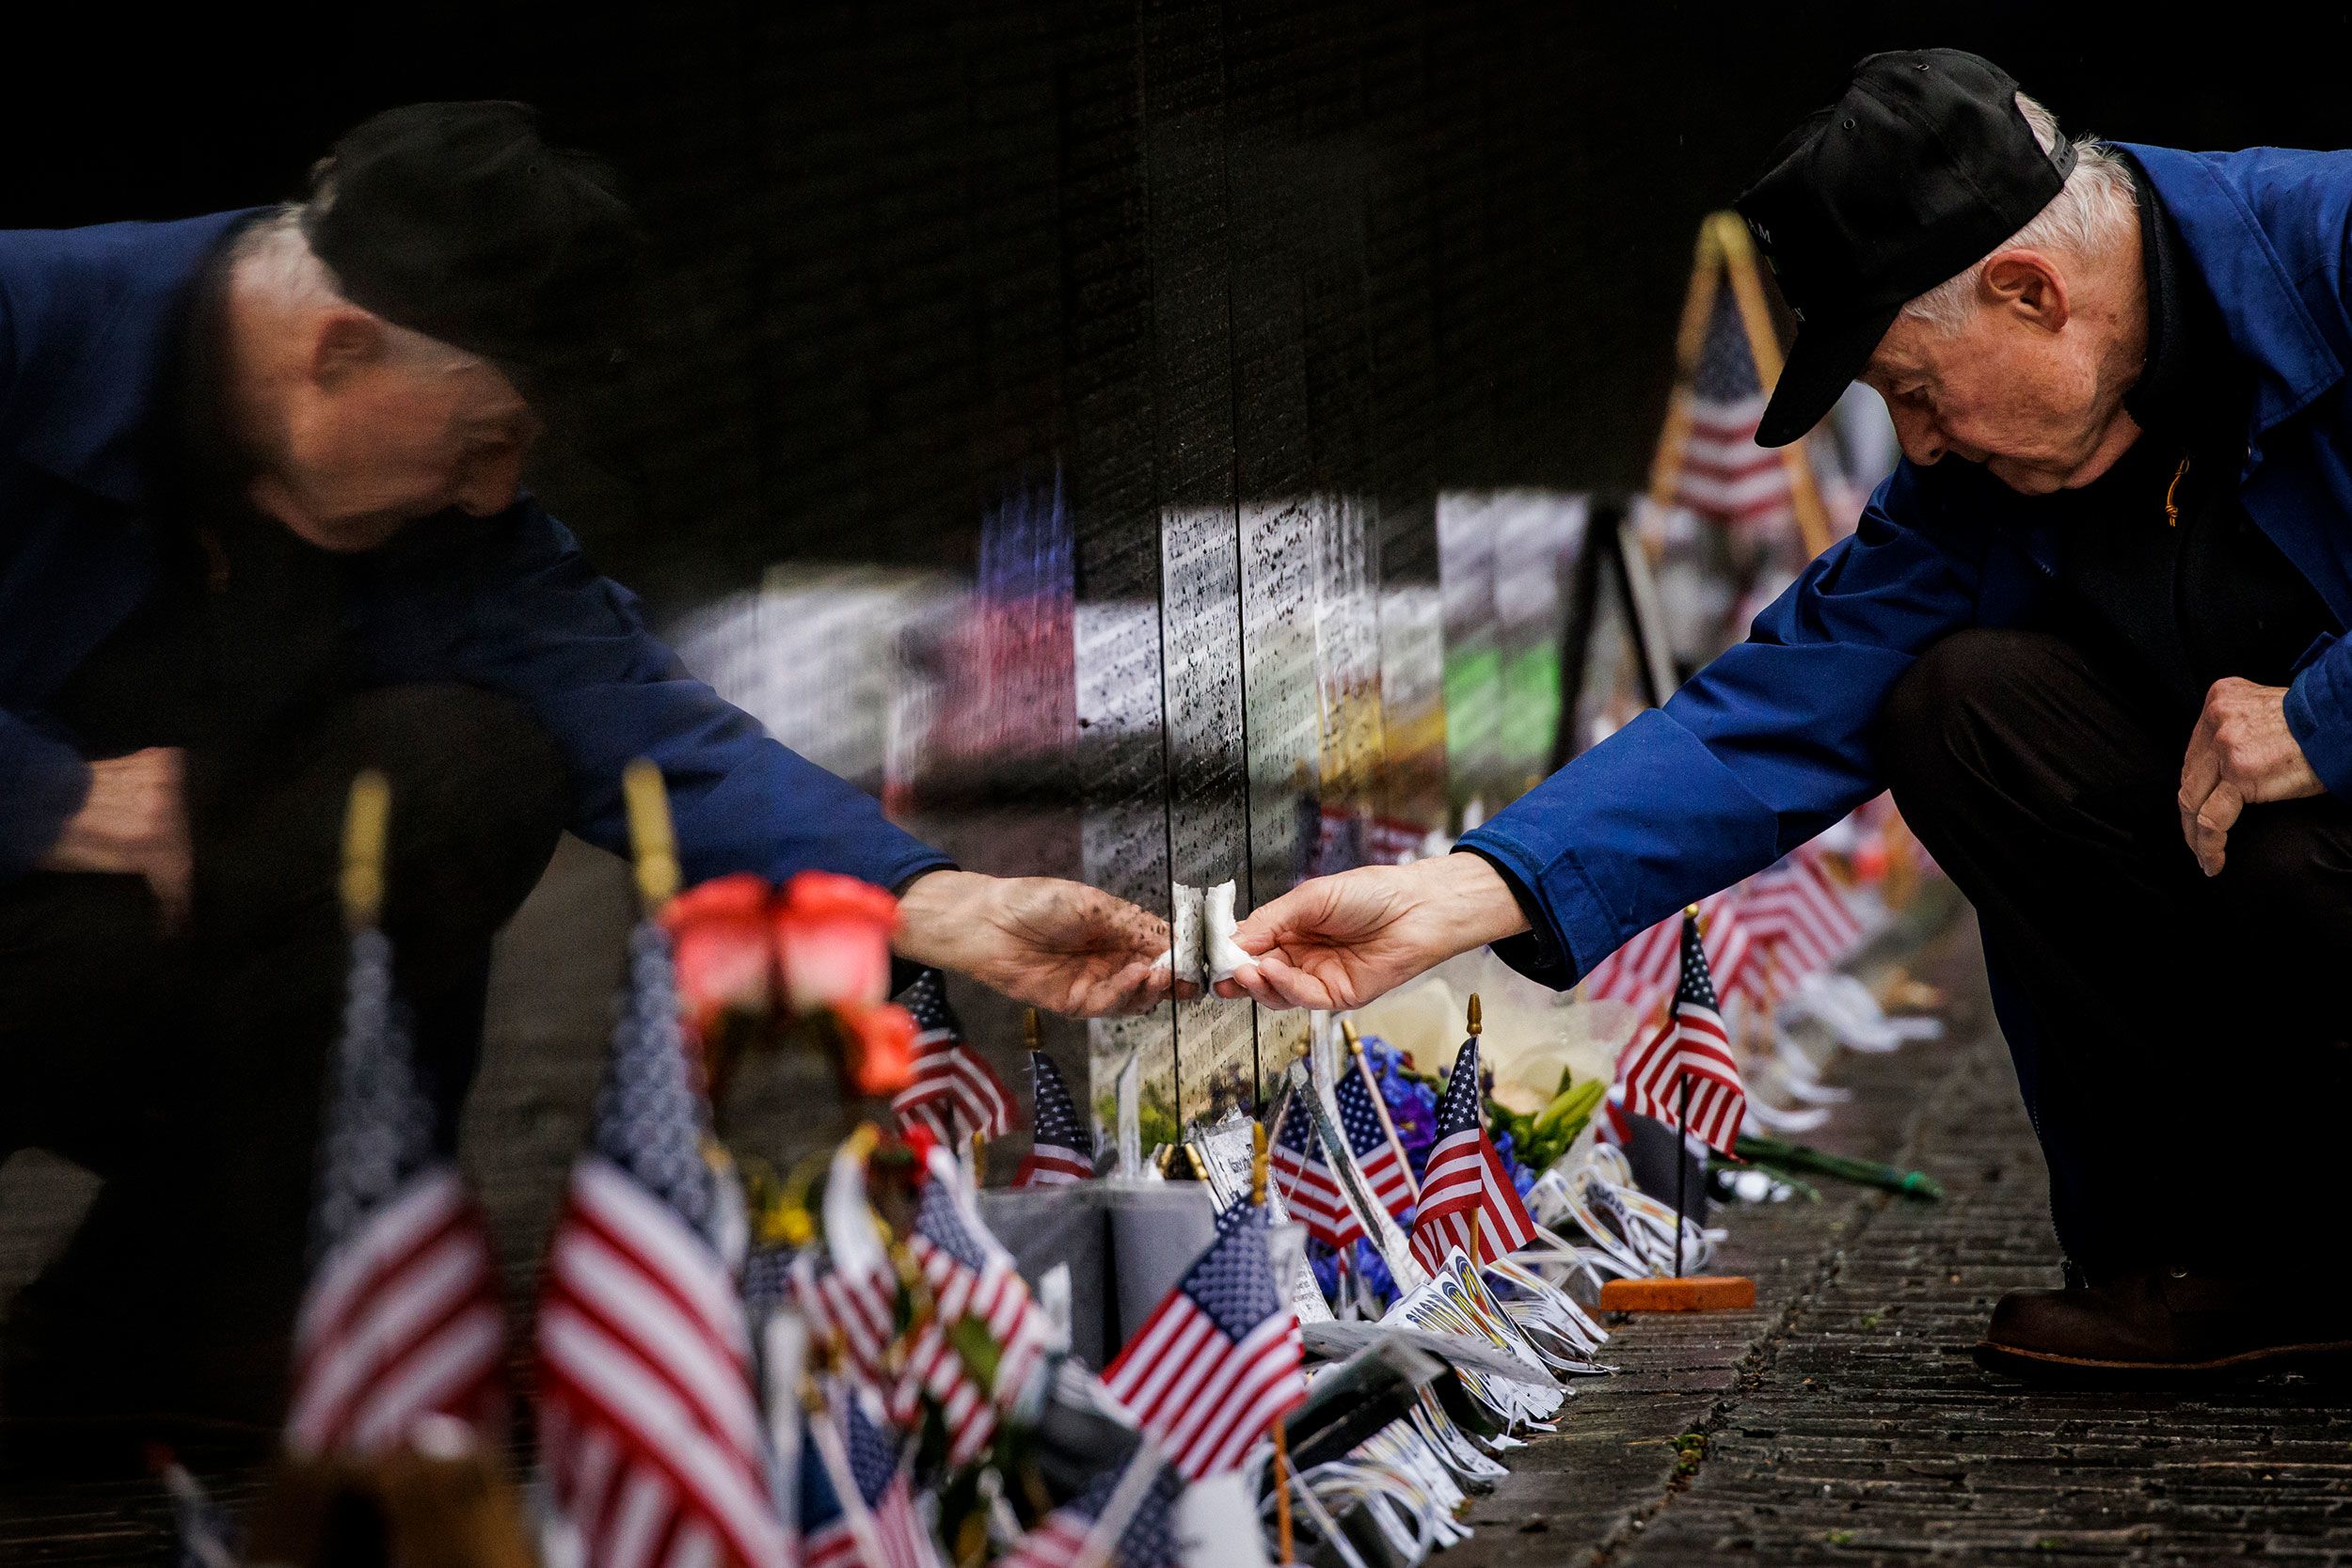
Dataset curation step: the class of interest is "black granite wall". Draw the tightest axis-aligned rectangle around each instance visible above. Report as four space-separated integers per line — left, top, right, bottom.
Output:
15 4 2348 610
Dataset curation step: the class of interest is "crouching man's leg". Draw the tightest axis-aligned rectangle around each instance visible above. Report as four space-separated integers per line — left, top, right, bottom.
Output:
2 685 564 1453
1880 628 2352 1379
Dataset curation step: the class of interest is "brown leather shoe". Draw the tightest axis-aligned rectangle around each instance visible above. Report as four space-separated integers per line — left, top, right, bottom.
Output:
1973 1268 2352 1384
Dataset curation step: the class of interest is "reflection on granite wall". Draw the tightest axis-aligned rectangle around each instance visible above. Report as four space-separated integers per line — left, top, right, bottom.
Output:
663 6 1649 1159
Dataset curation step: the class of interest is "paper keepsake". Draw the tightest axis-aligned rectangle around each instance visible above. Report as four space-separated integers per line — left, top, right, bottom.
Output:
1204 879 1250 982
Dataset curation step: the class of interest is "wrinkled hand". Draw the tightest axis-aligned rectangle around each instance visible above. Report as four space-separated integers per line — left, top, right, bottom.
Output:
2178 677 2323 876
897 870 1174 1016
1212 853 1530 1011
38 747 193 929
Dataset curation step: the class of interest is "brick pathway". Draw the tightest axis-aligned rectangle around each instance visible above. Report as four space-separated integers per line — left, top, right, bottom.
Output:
1453 915 2352 1568
9 901 2352 1563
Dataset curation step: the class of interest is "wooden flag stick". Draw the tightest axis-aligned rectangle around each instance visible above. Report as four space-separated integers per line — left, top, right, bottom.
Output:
1468 996 1485 1271
1599 901 1756 1314
1673 1076 1692 1280
341 768 390 933
621 758 681 912
1340 1019 1420 1204
1645 219 1728 514
1250 1117 1294 1563
1711 212 1836 559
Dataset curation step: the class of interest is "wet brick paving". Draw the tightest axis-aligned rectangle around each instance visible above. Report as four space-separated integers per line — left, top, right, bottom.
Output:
1453 914 2352 1567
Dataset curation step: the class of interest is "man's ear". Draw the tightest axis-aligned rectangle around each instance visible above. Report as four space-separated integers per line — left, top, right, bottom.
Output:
310 308 388 388
1979 251 2070 335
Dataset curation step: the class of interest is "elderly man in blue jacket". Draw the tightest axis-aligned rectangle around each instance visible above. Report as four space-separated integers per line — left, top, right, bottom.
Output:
0 103 1167 1440
1227 51 2352 1381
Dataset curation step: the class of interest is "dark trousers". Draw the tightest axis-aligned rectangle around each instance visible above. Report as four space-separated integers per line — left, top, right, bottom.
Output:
1878 628 2352 1279
0 684 564 1430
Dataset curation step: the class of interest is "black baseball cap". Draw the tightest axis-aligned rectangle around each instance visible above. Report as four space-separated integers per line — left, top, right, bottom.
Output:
1736 49 2077 448
300 102 645 414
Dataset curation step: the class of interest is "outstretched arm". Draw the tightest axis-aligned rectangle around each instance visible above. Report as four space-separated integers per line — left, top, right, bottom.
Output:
372 503 1170 1016
900 869 1172 1016
1213 853 1528 1010
1223 464 1990 1008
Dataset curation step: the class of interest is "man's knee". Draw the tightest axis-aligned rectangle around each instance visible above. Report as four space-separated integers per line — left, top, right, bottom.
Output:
337 685 568 932
1876 628 2066 800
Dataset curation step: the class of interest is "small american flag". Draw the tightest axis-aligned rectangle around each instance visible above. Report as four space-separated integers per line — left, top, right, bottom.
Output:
537 919 789 1568
1615 911 1748 1154
1597 1084 1636 1148
998 1442 1184 1568
284 926 506 1458
1408 1036 1536 1273
1580 912 1680 1012
1740 843 1862 990
790 1246 898 1389
891 970 1015 1144
1268 1095 1361 1250
1336 1060 1416 1223
892 1149 1050 1463
1103 1199 1306 1481
802 1384 944 1568
1670 288 1795 527
1016 1051 1098 1187
1700 886 1760 1008
1582 888 1751 1018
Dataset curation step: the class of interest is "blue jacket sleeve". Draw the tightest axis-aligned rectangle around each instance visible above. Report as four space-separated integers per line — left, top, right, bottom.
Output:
1457 466 1986 988
0 265 96 881
0 710 92 881
362 502 956 894
2285 636 2352 795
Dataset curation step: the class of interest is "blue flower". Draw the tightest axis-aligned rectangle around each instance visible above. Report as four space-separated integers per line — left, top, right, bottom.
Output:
1352 1239 1399 1306
1492 1129 1537 1198
1308 1242 1342 1300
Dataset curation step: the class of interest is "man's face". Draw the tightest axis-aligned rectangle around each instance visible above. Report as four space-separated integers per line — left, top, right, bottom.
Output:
1858 257 2136 496
265 328 541 551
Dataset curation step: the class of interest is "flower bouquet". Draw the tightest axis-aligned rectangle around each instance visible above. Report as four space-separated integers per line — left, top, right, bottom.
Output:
661 868 920 1111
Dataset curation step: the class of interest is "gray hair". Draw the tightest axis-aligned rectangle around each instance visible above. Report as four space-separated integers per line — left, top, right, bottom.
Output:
230 205 485 372
1899 93 2137 334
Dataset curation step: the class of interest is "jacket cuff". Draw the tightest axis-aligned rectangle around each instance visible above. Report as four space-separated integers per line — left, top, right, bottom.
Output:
0 722 92 881
2286 654 2352 798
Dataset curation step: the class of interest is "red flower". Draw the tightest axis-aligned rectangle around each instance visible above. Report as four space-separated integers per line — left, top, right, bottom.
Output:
660 873 777 1037
774 871 900 1014
839 1002 919 1098
899 1117 941 1173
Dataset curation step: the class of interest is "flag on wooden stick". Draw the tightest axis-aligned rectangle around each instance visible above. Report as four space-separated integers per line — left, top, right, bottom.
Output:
789 1135 900 1387
536 917 788 1568
1268 1094 1361 1250
1667 287 1797 528
892 1144 1052 1463
998 1441 1184 1568
1408 1029 1536 1273
1335 1048 1417 1224
1580 912 1680 1012
1615 911 1748 1154
801 1383 944 1568
1015 1049 1098 1187
1741 843 1864 990
891 969 1015 1143
1103 1199 1306 1481
284 776 506 1460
